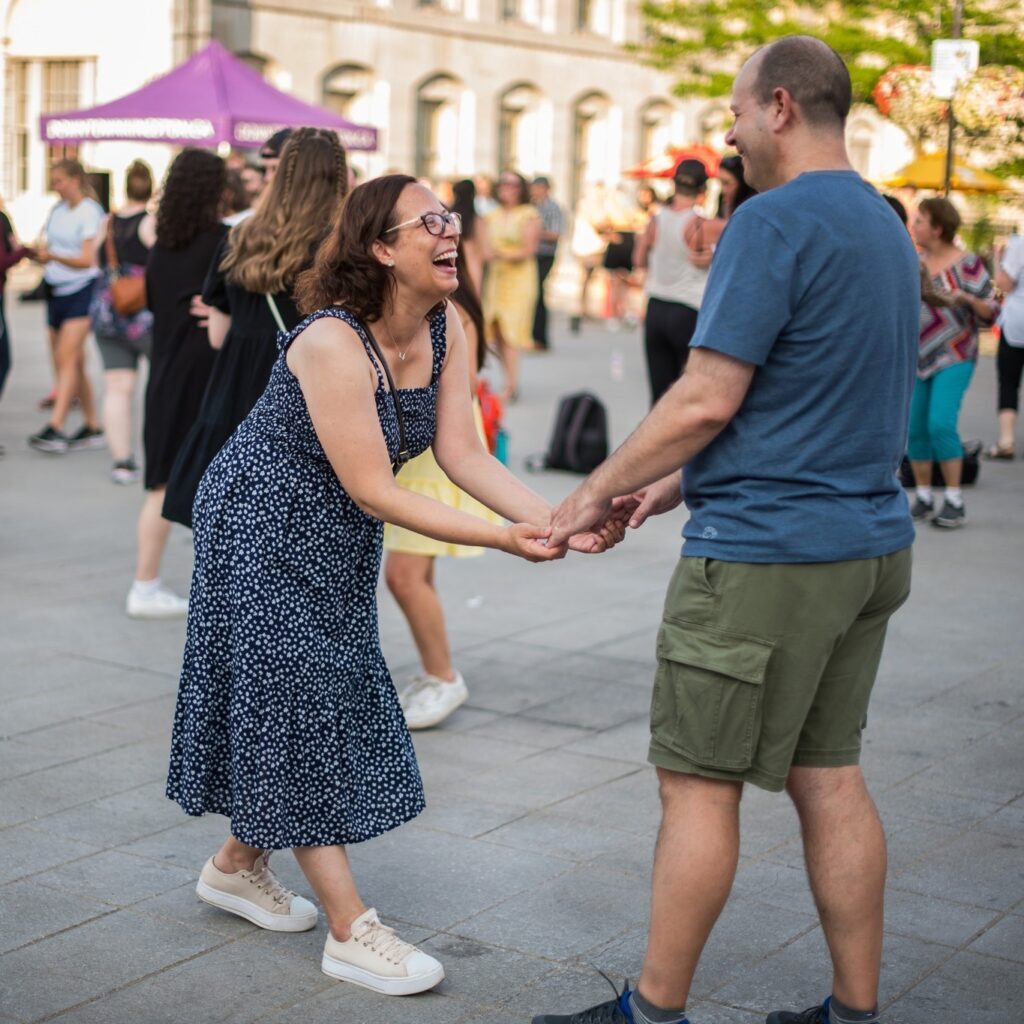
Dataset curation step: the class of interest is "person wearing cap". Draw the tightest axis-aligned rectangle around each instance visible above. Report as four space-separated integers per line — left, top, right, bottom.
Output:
260 128 294 186
633 158 711 406
529 176 564 350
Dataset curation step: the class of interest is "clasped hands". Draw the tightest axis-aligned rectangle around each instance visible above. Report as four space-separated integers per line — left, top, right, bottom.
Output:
508 470 683 563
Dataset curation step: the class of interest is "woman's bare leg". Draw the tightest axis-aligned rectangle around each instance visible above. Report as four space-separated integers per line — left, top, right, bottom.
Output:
103 368 137 462
50 317 97 431
292 845 367 941
385 552 454 681
135 486 172 581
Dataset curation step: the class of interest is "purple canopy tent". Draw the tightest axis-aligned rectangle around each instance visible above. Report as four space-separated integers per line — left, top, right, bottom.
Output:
40 40 377 152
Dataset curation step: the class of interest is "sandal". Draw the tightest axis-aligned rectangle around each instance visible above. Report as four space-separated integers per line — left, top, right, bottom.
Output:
984 444 1015 460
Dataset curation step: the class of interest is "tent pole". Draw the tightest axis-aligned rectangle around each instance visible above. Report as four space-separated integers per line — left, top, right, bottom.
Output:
942 0 964 196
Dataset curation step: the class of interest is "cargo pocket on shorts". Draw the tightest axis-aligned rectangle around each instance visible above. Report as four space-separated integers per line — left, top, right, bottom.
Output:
651 619 774 772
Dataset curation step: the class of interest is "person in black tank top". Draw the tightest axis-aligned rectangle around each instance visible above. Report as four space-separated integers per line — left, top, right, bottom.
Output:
92 160 156 485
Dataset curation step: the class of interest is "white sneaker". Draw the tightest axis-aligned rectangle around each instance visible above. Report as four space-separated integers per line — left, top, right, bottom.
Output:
322 908 444 995
126 582 189 619
196 852 318 931
400 671 468 730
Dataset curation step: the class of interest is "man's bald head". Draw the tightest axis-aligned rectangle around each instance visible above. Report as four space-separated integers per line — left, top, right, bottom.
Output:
750 36 852 128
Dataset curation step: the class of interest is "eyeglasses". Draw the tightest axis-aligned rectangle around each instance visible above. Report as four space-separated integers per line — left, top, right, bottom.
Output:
383 211 462 237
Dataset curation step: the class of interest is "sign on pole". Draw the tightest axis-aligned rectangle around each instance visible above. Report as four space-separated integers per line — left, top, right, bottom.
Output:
931 39 980 99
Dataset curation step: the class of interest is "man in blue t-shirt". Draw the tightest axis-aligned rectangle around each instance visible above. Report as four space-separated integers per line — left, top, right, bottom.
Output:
543 36 919 1024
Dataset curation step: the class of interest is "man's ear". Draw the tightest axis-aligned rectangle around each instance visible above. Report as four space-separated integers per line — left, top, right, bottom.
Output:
771 87 797 131
371 239 394 267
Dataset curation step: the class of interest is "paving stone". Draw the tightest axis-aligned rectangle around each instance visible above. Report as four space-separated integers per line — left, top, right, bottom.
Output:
712 927 953 1013
560 718 652 764
414 794 534 838
346 827 569 931
452 864 649 958
0 878 110 955
465 714 596 751
876 784 1005 830
891 831 1024 911
128 882 258 938
0 909 223 1020
262 983 473 1024
454 750 640 810
45 938 333 1024
522 682 650 731
886 949 1024 1023
481 810 640 863
38 849 197 907
966 912 1024 963
883 888 1000 948
417 933 556 1006
0 826 100 886
549 769 660 836
31 782 184 846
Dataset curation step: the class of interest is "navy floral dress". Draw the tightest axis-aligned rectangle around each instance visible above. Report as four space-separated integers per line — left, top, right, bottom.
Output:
167 306 447 849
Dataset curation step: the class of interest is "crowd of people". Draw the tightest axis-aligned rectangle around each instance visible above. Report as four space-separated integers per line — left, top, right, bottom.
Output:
0 33 1022 1021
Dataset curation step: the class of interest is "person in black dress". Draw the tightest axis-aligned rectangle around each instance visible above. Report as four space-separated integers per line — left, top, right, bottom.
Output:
93 160 156 485
166 175 627 996
127 149 227 619
163 128 349 527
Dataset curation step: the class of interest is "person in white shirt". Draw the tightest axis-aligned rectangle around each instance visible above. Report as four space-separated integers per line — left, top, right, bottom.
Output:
29 159 105 454
988 235 1024 458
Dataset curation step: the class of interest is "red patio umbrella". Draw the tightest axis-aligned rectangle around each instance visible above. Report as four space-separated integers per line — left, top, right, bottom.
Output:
623 145 721 180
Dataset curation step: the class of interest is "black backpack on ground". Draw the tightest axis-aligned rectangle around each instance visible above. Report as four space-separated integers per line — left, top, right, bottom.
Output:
536 391 609 474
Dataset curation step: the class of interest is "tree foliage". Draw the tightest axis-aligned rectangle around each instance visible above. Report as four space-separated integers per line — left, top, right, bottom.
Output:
636 0 1024 107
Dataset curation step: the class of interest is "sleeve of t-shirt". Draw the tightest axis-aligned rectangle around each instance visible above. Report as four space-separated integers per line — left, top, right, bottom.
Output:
963 254 994 299
689 207 799 367
201 234 231 313
80 201 104 241
1003 236 1024 282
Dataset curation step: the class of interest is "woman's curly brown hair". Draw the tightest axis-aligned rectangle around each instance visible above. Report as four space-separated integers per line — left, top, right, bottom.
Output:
155 149 226 250
295 174 417 319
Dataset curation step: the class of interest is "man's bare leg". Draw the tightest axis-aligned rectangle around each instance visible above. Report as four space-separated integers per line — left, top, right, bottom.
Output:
786 765 886 1012
637 770 742 1010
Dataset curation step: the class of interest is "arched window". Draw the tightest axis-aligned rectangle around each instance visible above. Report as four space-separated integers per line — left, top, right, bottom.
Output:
639 100 674 162
571 91 612 207
415 74 466 181
498 83 548 177
323 64 374 121
699 105 731 149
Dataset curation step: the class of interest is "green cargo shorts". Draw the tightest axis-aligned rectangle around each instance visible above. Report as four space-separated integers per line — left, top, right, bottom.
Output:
648 548 912 792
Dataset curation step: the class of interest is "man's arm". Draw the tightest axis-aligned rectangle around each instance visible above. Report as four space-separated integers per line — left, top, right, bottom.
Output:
549 347 755 545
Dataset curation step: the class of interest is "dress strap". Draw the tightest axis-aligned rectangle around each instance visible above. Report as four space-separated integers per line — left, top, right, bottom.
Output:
280 306 386 390
427 303 449 386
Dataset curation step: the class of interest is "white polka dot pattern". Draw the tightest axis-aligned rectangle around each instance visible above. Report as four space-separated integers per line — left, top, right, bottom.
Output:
166 306 447 848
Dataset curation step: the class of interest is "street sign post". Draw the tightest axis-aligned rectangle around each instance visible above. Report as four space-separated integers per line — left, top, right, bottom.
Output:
931 39 980 99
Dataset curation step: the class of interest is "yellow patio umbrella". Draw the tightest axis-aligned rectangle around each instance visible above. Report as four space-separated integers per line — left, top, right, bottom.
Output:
883 152 1011 193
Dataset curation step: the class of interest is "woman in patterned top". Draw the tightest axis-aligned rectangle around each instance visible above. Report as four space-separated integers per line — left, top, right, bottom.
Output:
167 175 624 997
908 197 997 529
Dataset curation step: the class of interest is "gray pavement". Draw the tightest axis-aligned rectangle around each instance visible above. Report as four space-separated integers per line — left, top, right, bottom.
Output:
1 291 1022 1024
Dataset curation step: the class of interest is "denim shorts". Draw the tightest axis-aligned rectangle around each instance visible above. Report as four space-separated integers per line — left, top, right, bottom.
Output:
47 280 97 330
649 549 912 791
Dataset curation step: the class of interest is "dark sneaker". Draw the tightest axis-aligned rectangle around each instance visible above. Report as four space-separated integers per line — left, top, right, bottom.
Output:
766 998 831 1024
909 495 934 520
533 978 657 1024
931 499 965 529
28 424 69 454
111 458 142 485
67 425 106 451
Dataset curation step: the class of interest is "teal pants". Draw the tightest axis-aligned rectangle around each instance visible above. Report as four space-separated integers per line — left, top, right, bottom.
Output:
907 361 975 463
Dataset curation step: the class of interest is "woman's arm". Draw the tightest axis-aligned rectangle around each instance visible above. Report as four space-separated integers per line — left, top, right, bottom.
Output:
633 216 657 270
287 316 559 561
45 237 96 269
432 308 550 525
207 308 231 349
138 213 156 249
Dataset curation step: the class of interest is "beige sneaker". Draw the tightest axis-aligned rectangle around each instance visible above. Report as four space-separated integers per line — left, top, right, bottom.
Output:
195 851 318 931
321 908 444 995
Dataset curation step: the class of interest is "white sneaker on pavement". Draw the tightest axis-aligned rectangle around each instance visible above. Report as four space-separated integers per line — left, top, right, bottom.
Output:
400 671 468 730
126 582 189 619
321 907 444 995
195 851 318 931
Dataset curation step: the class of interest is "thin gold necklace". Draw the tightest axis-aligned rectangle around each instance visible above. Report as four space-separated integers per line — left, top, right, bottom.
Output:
380 318 415 362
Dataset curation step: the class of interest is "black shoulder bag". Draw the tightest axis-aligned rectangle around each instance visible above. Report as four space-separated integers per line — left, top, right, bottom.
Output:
355 316 411 474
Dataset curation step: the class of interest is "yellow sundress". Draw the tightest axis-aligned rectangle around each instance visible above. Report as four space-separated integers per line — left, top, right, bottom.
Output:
383 403 503 558
483 204 540 351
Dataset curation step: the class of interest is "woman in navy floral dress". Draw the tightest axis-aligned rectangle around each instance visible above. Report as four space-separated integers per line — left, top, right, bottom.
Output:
167 175 623 996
